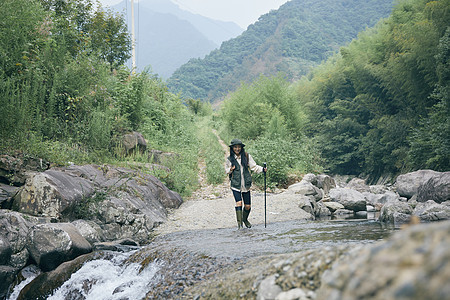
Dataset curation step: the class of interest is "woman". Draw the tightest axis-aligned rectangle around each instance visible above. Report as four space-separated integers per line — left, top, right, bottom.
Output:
225 139 266 229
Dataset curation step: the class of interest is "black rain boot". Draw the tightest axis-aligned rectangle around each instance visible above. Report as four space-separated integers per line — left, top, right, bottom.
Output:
243 208 252 228
235 206 243 229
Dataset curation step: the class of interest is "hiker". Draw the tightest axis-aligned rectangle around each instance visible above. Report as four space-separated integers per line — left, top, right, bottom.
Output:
225 139 266 229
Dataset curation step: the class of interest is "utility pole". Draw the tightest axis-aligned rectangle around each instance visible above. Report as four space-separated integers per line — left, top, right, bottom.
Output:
131 0 136 72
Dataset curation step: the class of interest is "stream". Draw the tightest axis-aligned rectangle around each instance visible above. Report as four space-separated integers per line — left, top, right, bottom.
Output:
8 215 395 300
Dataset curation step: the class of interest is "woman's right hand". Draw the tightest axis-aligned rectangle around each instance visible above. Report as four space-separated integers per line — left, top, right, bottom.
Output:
230 165 236 172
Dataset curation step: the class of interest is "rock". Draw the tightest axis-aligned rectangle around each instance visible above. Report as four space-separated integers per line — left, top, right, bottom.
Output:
417 172 450 203
316 220 450 300
288 181 323 201
0 183 19 209
329 188 367 212
10 164 183 244
378 200 413 225
323 201 345 213
0 154 49 185
368 184 389 194
333 209 354 215
346 178 370 193
93 238 139 251
12 169 95 220
257 274 283 300
275 288 308 300
315 202 331 217
149 150 180 164
121 131 147 154
71 219 105 244
413 200 450 222
0 210 33 256
395 170 440 198
27 223 92 272
363 191 399 209
0 265 16 300
297 195 316 216
17 252 103 300
316 175 336 195
0 235 12 265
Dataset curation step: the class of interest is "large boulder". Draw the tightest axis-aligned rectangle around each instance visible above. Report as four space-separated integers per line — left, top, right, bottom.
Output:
12 169 95 220
395 170 440 198
413 200 450 222
11 164 183 244
329 188 367 212
27 223 92 272
417 172 450 203
287 181 323 201
316 220 450 300
378 200 413 225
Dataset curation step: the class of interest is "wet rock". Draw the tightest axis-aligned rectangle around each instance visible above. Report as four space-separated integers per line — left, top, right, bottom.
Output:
316 220 450 300
0 265 16 300
417 172 450 203
323 201 344 213
17 252 104 300
329 188 366 212
0 235 12 265
315 202 331 217
395 170 440 198
27 223 92 272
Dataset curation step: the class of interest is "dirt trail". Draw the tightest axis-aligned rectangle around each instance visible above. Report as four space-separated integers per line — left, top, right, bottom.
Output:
153 131 307 235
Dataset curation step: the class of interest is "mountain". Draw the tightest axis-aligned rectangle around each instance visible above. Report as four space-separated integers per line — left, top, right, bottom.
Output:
167 0 395 102
111 0 243 78
139 0 243 46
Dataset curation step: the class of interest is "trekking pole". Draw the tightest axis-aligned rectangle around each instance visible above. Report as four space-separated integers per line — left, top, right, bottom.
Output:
263 162 267 228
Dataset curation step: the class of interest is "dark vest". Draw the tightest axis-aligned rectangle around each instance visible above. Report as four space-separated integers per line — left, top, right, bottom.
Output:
228 154 252 190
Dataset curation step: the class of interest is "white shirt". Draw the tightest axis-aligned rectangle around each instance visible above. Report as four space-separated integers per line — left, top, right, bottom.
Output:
225 153 263 192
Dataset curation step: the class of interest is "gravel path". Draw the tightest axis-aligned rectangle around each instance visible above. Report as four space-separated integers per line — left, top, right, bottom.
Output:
154 132 311 235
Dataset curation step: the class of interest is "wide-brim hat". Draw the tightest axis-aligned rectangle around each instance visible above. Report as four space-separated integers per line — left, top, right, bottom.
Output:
229 138 245 147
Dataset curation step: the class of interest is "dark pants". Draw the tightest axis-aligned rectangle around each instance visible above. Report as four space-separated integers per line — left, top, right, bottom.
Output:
232 190 251 205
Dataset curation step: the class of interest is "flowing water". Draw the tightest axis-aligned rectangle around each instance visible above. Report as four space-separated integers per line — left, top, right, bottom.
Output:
8 217 395 300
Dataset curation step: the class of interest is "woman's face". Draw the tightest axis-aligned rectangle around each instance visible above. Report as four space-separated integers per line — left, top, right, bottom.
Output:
232 145 242 155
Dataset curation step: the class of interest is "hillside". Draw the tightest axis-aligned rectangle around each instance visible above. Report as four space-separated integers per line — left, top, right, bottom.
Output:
167 0 395 102
112 0 243 78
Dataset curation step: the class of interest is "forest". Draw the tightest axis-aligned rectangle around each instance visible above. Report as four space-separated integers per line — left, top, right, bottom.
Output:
1 0 448 195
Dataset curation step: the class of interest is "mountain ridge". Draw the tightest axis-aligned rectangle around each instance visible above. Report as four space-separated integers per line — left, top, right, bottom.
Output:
167 0 395 102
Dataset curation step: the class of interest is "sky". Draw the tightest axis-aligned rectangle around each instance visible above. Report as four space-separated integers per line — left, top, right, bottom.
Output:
97 0 290 28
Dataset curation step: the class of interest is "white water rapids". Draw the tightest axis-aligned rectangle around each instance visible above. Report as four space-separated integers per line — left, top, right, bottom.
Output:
8 251 161 300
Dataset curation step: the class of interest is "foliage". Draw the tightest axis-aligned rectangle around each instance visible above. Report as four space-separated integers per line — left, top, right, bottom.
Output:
167 0 394 102
294 0 449 179
219 75 322 187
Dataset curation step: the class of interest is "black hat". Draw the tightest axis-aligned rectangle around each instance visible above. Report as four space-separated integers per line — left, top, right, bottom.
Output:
229 138 245 147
